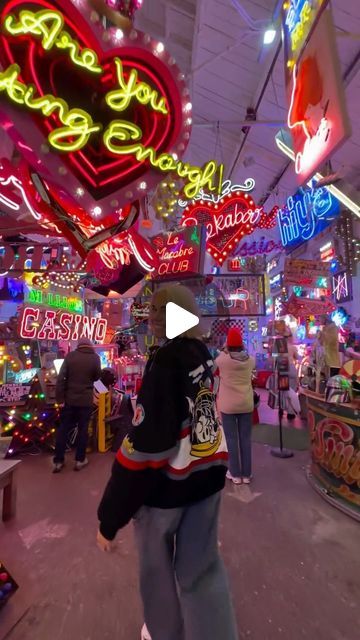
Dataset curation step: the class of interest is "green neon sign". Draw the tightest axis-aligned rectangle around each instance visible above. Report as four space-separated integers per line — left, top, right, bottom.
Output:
25 289 84 313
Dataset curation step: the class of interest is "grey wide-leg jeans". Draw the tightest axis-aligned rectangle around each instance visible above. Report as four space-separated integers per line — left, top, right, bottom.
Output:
133 492 239 640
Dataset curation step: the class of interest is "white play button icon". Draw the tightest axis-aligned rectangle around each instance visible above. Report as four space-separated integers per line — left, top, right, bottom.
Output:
166 302 199 340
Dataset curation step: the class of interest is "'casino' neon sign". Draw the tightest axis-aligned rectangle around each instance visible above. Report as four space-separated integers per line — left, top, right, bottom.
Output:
19 307 107 342
0 2 223 205
277 184 340 249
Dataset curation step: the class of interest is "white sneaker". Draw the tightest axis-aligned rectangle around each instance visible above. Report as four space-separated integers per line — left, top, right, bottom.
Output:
226 471 242 485
74 458 89 471
141 624 151 640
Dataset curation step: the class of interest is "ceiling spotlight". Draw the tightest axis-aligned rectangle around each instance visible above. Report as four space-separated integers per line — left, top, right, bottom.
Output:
263 28 277 45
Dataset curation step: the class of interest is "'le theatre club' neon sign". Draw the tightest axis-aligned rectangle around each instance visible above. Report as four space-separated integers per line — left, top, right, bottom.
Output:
19 307 107 342
0 4 223 201
277 184 340 249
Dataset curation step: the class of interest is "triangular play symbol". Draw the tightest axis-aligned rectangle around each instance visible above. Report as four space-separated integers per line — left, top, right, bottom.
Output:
166 302 199 340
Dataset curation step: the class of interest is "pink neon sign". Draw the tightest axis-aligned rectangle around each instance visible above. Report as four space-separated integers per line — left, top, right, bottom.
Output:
19 307 108 343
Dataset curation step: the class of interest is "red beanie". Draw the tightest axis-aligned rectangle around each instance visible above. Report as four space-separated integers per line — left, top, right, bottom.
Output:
227 327 243 348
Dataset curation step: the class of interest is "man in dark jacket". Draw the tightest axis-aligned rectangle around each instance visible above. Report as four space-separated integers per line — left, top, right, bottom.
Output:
53 338 101 473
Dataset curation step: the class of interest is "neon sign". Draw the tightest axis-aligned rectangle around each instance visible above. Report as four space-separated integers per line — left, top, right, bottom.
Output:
331 307 349 328
25 289 84 314
269 274 283 291
178 178 255 208
0 2 223 205
234 238 282 259
332 271 352 304
285 10 351 185
181 192 277 265
319 241 335 263
19 307 107 342
151 226 205 279
277 184 340 249
282 0 329 81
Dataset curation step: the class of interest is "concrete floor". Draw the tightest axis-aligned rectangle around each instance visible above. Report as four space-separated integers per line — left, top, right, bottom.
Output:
1 443 359 640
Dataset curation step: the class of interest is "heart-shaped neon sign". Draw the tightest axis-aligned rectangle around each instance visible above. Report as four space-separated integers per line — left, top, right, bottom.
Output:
0 0 221 211
182 193 262 265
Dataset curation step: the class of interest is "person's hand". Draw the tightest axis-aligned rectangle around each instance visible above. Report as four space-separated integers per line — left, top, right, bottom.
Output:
97 529 115 552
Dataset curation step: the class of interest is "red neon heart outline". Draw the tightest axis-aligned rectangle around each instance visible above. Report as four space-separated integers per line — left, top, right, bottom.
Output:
181 194 260 265
0 0 186 201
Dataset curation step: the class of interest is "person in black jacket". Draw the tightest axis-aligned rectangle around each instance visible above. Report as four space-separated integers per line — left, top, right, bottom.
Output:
97 285 239 640
53 338 101 473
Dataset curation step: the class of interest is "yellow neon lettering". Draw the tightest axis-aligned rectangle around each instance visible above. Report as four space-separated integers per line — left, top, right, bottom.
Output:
0 64 100 152
55 32 102 74
24 85 67 120
48 111 102 152
4 9 102 74
290 1 313 52
0 65 27 104
5 9 63 50
106 58 168 115
156 154 177 172
103 120 223 199
135 145 157 164
103 120 142 154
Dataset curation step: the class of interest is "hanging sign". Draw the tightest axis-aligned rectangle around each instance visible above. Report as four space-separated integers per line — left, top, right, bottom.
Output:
286 10 351 185
234 238 282 258
0 1 223 210
24 289 84 314
150 226 206 279
282 0 330 85
332 271 352 304
283 293 335 317
319 241 335 263
181 191 278 265
284 258 329 287
277 184 340 250
19 307 108 343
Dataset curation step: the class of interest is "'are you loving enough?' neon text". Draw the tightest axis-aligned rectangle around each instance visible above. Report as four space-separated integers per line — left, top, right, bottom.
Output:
0 8 223 199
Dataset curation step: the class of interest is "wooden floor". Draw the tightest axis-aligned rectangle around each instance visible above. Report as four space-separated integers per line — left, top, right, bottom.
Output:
1 437 359 640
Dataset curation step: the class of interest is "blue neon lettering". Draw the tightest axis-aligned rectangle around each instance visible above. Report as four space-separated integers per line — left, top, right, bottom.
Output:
277 186 338 248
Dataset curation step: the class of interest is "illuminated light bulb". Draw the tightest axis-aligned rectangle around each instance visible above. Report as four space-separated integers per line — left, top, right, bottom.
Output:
76 187 85 197
93 206 102 216
138 181 147 190
184 102 192 113
186 117 192 126
263 28 277 45
156 42 165 53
